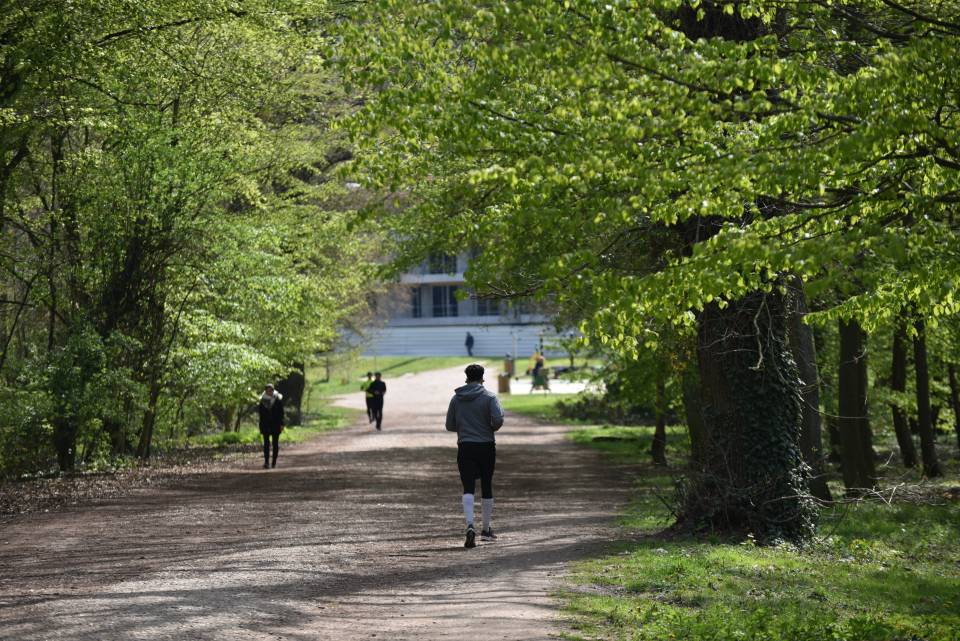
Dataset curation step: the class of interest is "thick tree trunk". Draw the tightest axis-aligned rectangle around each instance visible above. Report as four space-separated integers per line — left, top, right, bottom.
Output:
211 406 235 432
681 358 706 465
276 362 306 426
785 277 831 501
837 319 875 494
890 323 917 467
651 371 667 465
913 319 942 478
685 289 816 541
948 364 960 453
103 417 129 457
53 418 77 472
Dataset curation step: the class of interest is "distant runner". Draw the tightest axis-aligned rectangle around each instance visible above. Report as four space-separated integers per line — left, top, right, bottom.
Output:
368 371 386 431
445 363 504 548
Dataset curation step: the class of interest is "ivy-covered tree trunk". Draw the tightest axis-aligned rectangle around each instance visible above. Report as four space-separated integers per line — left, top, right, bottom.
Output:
785 278 831 502
890 323 917 467
838 319 876 493
912 319 942 478
686 289 816 542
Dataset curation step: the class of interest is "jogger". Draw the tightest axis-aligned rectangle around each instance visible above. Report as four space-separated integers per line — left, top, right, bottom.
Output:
445 363 504 548
368 372 386 431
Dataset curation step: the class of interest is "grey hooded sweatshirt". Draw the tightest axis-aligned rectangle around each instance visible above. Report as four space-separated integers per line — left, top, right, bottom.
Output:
445 383 504 443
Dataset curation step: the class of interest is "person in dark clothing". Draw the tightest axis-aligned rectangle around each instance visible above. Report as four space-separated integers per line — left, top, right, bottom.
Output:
368 372 386 431
445 363 504 548
257 383 285 468
465 332 475 357
360 371 375 423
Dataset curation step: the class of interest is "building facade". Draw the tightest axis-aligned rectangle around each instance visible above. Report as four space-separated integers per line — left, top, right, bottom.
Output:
363 253 557 357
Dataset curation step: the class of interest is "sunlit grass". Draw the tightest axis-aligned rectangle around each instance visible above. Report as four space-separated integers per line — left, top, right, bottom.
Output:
503 393 960 641
500 392 580 421
561 425 960 641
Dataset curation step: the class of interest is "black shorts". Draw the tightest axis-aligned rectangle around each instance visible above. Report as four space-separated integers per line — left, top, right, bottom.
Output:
457 442 495 499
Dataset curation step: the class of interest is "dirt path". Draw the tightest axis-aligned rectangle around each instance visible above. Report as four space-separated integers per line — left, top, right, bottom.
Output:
0 365 632 641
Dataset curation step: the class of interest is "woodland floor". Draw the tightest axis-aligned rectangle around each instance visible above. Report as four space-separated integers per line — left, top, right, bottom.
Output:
0 365 633 641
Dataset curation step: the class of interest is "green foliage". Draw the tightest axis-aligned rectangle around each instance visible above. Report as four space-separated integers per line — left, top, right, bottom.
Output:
0 1 377 474
338 0 959 364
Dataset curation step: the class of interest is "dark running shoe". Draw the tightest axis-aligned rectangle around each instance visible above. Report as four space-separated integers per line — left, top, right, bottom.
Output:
480 528 497 541
464 526 476 549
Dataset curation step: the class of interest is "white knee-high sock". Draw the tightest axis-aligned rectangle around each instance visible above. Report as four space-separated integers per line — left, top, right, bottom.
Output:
462 493 474 527
482 498 493 530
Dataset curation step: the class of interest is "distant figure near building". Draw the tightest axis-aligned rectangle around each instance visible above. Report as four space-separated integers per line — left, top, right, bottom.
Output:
465 331 475 357
368 372 386 431
257 383 285 469
445 363 504 548
360 371 375 423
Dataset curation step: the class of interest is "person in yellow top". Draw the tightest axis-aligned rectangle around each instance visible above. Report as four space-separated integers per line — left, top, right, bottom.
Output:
360 371 375 423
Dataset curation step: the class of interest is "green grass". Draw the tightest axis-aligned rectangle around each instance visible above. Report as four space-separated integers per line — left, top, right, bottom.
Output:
500 392 580 422
561 420 960 641
305 355 492 400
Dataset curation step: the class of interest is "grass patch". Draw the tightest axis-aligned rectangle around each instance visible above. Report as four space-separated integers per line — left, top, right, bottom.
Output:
305 355 490 400
500 392 580 422
562 424 960 641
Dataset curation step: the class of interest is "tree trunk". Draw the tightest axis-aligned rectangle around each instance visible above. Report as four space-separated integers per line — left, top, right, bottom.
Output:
276 362 306 426
136 377 162 460
890 323 917 467
812 326 843 463
837 319 875 494
913 318 942 477
212 405 235 432
948 364 960 453
686 289 816 542
53 417 77 472
785 277 831 501
681 351 706 465
651 370 667 465
103 417 129 457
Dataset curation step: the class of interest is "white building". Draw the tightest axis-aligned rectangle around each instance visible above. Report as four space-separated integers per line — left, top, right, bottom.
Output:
364 253 558 357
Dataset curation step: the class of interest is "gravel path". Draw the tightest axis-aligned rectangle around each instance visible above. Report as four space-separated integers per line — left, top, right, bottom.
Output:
0 365 632 641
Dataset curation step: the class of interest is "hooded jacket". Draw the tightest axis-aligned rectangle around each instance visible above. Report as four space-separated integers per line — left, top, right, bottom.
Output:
445 383 504 443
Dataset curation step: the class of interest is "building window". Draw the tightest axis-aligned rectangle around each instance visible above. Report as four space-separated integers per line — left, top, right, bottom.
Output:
476 297 500 316
410 287 422 319
432 285 459 317
427 253 458 274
